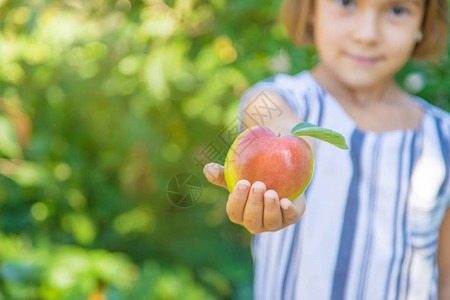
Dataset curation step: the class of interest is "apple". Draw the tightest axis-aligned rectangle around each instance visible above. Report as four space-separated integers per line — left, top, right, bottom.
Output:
224 123 348 201
224 126 313 201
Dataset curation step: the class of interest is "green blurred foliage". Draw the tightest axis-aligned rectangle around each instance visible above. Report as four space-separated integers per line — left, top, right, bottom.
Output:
0 0 448 299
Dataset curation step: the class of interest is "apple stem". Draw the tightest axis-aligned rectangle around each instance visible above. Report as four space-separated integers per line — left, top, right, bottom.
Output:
277 132 281 137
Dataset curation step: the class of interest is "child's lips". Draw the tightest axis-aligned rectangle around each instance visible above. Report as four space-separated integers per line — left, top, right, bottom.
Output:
346 53 381 66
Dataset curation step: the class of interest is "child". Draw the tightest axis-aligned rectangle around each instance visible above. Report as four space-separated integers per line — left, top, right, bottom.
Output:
203 0 450 298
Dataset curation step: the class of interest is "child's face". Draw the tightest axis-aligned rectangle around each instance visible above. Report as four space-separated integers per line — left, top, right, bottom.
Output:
313 0 425 88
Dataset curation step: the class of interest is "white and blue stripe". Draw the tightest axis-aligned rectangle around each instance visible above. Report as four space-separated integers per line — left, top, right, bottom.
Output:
239 71 450 300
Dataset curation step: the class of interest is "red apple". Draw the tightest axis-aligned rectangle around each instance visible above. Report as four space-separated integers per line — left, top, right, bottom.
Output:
224 126 314 201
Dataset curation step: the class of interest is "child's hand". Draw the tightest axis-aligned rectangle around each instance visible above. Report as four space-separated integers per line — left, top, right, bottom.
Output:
203 163 305 234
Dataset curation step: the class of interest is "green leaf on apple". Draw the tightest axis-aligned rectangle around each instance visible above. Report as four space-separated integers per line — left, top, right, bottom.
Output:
290 122 349 150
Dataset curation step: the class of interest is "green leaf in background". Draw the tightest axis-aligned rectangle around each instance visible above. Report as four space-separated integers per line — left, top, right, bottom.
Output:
0 115 22 159
1 161 51 187
290 122 349 150
64 213 97 246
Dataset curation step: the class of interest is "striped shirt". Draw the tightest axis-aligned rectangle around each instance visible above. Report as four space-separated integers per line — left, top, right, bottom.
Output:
238 71 450 300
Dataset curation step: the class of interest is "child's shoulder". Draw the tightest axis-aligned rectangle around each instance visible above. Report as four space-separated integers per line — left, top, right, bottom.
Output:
414 97 450 146
418 97 450 126
241 71 318 105
240 71 318 122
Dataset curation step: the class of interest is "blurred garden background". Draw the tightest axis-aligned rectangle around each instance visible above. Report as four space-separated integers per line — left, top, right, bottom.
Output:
0 0 448 299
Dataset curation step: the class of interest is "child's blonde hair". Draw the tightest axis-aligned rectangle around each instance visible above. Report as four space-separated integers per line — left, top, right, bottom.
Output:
279 0 448 61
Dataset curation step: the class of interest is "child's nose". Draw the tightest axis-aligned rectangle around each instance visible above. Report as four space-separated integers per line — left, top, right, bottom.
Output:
352 11 380 44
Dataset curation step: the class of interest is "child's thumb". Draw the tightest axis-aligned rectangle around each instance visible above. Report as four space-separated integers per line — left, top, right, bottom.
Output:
203 163 228 191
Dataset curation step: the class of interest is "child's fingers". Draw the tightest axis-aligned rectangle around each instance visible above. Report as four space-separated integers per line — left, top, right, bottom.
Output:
226 179 250 224
203 163 228 190
280 197 305 227
243 181 266 234
263 190 282 230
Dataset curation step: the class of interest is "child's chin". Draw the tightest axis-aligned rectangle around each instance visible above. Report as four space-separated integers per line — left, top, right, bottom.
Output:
338 71 388 90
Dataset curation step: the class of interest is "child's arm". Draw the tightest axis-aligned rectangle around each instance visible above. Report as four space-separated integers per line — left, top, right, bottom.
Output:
438 208 450 300
204 91 314 234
